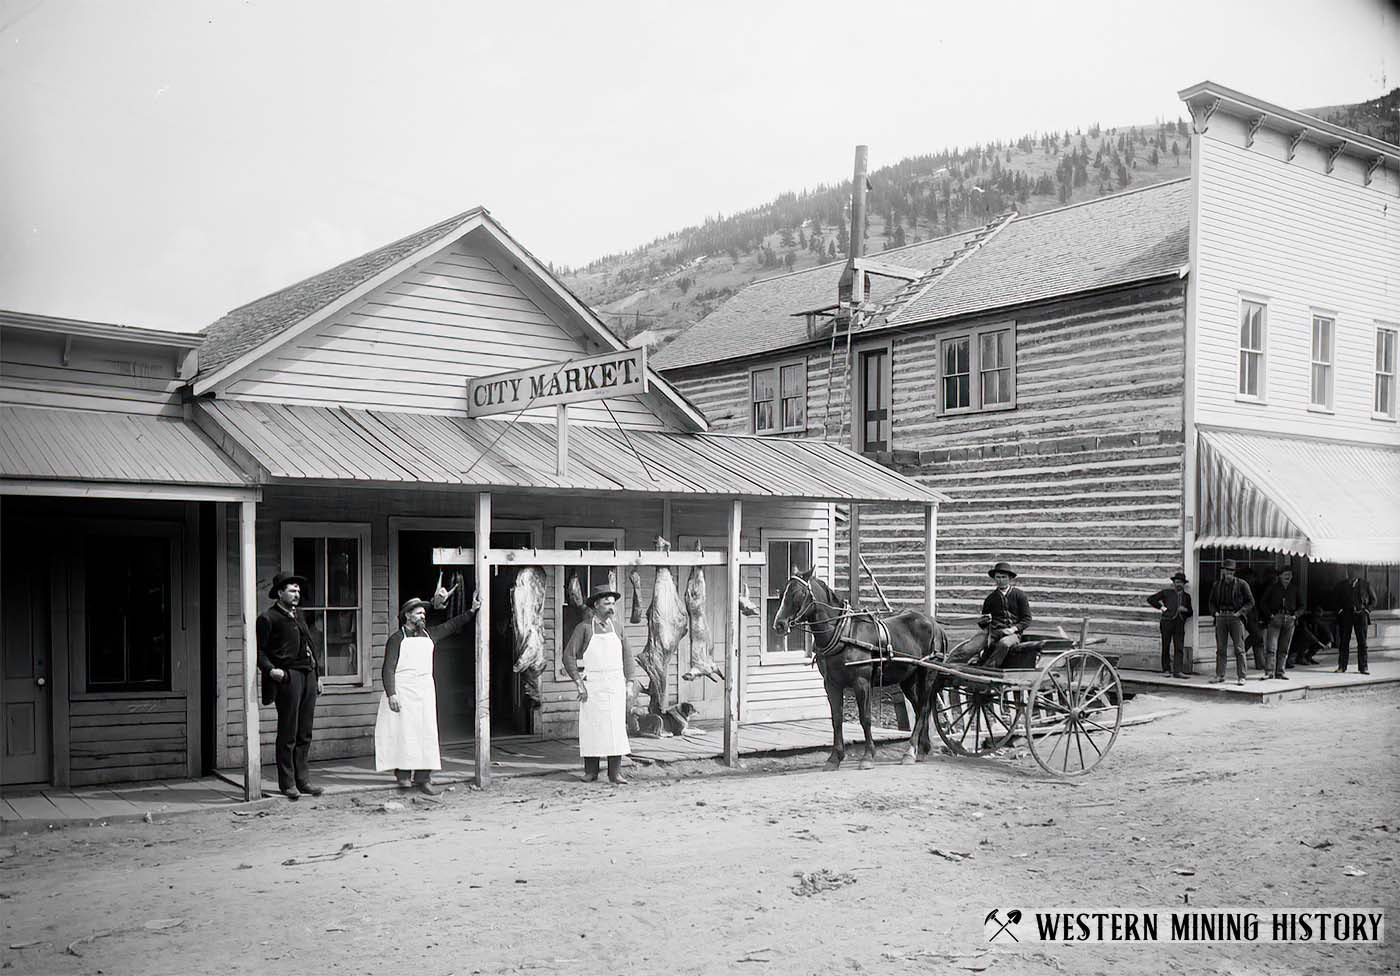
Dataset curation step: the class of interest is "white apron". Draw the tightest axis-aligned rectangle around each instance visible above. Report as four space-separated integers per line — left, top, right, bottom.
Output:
578 625 630 758
374 633 441 771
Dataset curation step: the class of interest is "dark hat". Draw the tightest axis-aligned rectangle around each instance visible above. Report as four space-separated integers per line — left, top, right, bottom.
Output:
400 597 431 619
988 561 1017 579
1222 558 1238 571
585 583 622 606
1171 571 1188 582
268 571 307 599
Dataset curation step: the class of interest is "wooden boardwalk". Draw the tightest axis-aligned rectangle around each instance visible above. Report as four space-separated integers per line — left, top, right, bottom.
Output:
2 718 907 830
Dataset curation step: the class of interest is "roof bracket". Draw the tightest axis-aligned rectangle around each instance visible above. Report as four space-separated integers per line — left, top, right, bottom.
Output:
1189 96 1220 135
1325 140 1348 175
1245 114 1267 149
1365 155 1385 187
61 334 73 366
1287 128 1307 163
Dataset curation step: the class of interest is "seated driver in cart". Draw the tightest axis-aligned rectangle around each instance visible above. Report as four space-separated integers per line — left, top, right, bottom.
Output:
969 561 1033 667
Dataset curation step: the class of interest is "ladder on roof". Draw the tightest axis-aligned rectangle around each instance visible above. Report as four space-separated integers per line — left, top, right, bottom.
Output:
824 297 860 442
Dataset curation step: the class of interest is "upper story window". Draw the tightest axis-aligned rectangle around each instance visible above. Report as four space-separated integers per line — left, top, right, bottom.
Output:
939 322 1016 415
281 522 372 685
751 360 806 434
1238 299 1267 400
857 346 891 452
1309 313 1334 410
1376 325 1398 421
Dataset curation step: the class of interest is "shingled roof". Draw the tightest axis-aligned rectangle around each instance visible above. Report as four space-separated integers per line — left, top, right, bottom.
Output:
655 179 1191 371
197 208 483 377
651 229 983 371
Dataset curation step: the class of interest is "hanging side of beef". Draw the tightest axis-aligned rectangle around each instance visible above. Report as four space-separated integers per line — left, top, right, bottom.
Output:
510 566 547 701
681 559 722 682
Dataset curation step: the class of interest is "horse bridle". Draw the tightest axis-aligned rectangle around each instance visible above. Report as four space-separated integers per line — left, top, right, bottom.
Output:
776 574 859 658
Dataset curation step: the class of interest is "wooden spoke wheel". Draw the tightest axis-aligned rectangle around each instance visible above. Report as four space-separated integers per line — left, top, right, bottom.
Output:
931 676 1023 756
1024 650 1122 777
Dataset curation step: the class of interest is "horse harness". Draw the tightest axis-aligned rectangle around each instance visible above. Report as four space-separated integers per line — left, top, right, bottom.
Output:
780 575 898 664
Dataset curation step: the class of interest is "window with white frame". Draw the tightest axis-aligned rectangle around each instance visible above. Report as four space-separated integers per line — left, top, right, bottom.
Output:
280 522 372 685
1309 314 1335 409
1377 325 1398 420
554 527 625 672
1238 299 1267 399
751 361 807 434
761 533 815 661
939 322 1016 414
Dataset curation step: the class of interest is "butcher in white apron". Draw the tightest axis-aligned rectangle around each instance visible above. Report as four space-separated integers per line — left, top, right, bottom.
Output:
562 583 638 784
375 586 478 794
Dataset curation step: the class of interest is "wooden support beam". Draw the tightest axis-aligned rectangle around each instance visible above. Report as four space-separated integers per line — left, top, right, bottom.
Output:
239 499 261 802
662 499 673 544
431 547 766 567
847 503 861 607
723 498 742 767
924 504 937 618
556 404 569 477
474 491 492 787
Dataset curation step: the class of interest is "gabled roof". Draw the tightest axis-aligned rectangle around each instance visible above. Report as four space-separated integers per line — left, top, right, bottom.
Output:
651 230 983 371
198 209 483 378
655 180 1191 372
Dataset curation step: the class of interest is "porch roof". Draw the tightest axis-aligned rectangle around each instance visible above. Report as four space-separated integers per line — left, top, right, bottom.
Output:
1195 428 1400 565
197 399 947 505
0 405 252 490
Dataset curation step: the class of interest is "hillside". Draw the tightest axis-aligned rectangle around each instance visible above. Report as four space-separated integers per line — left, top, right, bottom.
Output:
562 91 1395 347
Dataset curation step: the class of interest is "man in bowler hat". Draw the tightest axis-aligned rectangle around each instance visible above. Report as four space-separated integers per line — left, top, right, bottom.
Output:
975 562 1032 667
1146 571 1193 678
257 571 324 800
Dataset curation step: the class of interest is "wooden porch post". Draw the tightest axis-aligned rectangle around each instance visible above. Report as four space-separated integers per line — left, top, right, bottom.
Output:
474 491 492 787
723 498 742 766
239 499 261 801
848 503 861 606
924 504 937 617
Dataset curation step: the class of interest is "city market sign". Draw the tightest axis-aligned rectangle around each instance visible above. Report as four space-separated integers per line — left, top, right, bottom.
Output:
466 347 649 419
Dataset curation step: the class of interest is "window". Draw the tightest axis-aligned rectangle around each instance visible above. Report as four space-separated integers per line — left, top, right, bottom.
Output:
1376 325 1398 420
1310 314 1334 409
281 523 372 685
751 361 806 434
86 536 172 692
1238 299 1267 399
554 527 625 673
762 533 815 661
939 322 1016 414
858 346 891 452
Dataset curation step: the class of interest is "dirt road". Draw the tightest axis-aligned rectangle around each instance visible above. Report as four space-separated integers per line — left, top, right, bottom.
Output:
2 691 1397 975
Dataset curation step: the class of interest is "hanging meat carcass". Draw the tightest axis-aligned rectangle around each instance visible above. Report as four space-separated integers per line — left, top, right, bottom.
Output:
681 546 723 682
510 567 547 701
738 577 759 618
635 538 687 714
566 570 585 610
628 568 644 624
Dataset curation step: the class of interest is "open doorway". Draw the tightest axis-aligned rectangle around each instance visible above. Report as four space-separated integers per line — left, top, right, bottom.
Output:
393 527 536 740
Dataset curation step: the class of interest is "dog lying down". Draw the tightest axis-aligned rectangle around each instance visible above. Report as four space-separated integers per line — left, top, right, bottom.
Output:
629 701 698 738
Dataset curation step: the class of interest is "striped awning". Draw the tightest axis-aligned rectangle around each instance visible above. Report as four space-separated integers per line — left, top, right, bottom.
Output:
1196 428 1400 565
197 400 947 505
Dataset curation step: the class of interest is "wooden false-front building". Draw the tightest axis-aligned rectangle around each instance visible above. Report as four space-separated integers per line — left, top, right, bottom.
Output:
1 211 943 797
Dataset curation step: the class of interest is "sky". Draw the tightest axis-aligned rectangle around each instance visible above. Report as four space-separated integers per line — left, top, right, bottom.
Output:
1 0 1395 333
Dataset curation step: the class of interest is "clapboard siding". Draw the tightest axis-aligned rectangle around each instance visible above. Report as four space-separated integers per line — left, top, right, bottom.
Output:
667 280 1188 667
66 696 189 785
1193 112 1400 445
221 240 669 430
219 487 835 762
0 330 185 417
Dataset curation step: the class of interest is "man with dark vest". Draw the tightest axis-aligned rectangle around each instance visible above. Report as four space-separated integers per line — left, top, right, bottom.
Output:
257 571 323 800
975 562 1032 667
1146 571 1193 678
1332 572 1376 675
1261 567 1301 679
1207 558 1253 686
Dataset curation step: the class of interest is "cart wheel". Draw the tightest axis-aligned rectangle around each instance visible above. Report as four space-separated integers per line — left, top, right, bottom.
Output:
931 676 1022 756
1024 650 1122 776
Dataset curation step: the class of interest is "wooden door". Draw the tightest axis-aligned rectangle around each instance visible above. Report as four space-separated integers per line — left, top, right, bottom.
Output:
2 539 53 786
676 535 736 722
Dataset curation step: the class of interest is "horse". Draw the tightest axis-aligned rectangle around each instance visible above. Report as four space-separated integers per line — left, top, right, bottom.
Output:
772 568 948 770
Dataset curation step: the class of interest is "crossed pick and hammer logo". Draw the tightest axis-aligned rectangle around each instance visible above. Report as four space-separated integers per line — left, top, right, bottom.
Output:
986 909 1022 942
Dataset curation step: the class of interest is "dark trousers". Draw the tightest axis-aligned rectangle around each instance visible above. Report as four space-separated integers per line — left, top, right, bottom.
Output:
1265 615 1295 676
1159 619 1186 673
1337 613 1369 672
1214 615 1249 680
274 668 318 790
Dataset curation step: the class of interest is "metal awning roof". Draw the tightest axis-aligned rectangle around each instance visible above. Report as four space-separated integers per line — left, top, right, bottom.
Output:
198 400 946 505
1196 428 1400 565
0 405 252 491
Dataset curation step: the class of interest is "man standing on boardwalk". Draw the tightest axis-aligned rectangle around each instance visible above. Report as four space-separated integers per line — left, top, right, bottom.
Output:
1261 567 1300 680
1146 571 1193 678
1208 559 1253 686
257 571 323 801
1333 572 1376 675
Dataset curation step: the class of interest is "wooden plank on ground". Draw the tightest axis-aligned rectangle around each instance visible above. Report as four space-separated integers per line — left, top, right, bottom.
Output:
5 794 62 820
40 792 102 820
